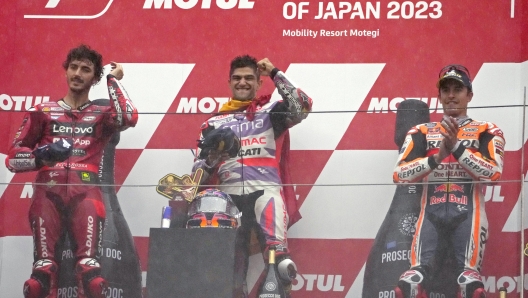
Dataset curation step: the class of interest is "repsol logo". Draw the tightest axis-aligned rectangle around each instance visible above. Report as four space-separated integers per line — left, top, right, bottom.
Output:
0 94 50 111
427 139 479 150
461 157 493 178
367 97 442 113
143 0 255 9
398 164 426 179
51 123 95 136
291 274 345 292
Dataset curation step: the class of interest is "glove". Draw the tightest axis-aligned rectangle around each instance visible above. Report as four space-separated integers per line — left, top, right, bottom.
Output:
33 138 73 164
197 128 240 160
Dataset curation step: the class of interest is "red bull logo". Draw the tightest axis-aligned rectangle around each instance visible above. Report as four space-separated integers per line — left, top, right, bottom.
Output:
434 183 464 193
434 184 447 193
448 194 468 205
430 195 446 205
449 184 464 192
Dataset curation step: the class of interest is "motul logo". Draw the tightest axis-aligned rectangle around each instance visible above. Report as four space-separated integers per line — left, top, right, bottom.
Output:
367 97 443 113
291 274 345 291
176 97 229 113
143 0 255 9
0 94 50 111
482 274 528 293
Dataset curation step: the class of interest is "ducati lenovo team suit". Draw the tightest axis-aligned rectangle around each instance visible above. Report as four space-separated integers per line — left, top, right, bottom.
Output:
393 117 505 297
192 68 312 296
6 74 138 298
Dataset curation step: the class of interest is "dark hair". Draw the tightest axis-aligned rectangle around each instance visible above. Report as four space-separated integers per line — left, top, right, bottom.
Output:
229 55 259 79
62 44 104 84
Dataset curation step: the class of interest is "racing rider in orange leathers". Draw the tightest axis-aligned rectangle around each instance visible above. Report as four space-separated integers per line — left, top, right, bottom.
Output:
393 65 505 298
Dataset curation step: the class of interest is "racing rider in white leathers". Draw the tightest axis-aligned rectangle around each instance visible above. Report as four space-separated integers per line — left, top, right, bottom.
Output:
192 55 312 297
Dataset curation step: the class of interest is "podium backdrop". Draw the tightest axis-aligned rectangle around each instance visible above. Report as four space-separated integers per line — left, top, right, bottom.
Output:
1 1 527 297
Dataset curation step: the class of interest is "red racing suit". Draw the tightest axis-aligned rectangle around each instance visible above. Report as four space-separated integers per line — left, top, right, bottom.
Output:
393 117 505 277
5 74 137 297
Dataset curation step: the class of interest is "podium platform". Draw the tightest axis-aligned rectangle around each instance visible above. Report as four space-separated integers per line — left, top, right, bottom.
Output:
146 228 242 298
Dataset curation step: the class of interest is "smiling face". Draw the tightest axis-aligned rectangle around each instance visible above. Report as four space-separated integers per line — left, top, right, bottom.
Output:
439 79 473 117
228 66 262 101
66 59 96 94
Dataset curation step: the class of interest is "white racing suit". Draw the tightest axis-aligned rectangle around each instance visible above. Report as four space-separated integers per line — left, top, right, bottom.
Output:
192 69 312 296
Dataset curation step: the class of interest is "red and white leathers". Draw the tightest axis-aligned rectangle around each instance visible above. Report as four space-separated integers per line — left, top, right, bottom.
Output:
192 69 311 295
393 117 504 298
6 74 138 298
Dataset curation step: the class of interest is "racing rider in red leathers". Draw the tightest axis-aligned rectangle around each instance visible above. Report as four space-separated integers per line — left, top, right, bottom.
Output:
393 65 505 298
192 55 312 297
5 45 138 298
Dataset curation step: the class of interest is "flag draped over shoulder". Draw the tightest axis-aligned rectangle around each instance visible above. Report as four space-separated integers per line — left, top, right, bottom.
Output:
219 95 301 227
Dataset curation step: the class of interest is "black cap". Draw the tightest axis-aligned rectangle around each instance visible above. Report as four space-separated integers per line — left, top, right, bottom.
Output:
437 65 472 91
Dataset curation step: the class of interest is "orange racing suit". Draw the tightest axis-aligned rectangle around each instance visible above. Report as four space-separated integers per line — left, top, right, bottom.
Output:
393 117 504 284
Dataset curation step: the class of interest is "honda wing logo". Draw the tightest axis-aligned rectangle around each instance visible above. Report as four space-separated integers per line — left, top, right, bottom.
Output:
24 0 114 19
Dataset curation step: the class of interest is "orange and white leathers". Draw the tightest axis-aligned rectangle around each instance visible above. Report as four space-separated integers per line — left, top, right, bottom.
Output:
394 117 504 276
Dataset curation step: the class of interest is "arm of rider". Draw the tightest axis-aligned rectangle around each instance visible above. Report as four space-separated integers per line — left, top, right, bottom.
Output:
109 62 124 80
257 58 275 77
206 150 230 168
259 58 313 125
434 116 459 163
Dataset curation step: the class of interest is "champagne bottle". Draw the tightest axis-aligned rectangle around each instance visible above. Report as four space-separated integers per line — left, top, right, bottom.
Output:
499 287 507 298
258 245 286 298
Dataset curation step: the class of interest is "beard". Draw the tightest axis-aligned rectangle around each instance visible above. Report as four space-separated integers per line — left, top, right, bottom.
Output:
69 79 92 94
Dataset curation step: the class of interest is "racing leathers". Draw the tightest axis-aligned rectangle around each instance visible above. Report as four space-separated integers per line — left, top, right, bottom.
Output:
393 117 505 297
192 68 312 295
6 74 138 298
